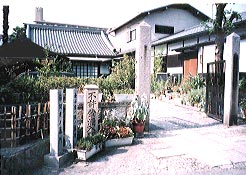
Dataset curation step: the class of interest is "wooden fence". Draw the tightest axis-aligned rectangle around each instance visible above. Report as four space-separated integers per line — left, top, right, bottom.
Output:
0 102 50 148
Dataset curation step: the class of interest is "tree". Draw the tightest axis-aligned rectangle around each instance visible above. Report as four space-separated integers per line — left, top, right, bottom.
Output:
9 25 27 42
207 3 241 61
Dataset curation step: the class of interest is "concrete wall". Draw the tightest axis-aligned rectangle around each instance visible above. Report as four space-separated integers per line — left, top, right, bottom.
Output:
1 138 50 175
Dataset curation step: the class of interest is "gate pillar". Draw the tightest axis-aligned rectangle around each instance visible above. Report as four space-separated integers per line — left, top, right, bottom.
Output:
135 21 151 132
223 32 240 126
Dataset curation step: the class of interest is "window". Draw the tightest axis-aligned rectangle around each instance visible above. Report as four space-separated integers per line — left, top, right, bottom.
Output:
155 25 174 34
126 29 136 42
72 62 99 78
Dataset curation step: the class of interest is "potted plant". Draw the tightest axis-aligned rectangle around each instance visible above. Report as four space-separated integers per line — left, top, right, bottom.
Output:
130 94 149 137
239 98 246 118
75 133 104 160
100 114 134 148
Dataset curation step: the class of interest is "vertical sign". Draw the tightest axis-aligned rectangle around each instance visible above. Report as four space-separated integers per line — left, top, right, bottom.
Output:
50 89 63 156
83 85 98 138
65 88 78 150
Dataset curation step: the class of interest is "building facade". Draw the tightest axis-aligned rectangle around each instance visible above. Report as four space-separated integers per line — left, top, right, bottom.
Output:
26 22 116 78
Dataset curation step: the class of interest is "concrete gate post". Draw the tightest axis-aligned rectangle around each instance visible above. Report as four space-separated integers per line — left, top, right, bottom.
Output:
223 32 240 127
135 22 151 131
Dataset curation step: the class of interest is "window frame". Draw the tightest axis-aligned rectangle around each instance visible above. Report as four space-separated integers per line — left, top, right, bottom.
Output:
155 25 174 34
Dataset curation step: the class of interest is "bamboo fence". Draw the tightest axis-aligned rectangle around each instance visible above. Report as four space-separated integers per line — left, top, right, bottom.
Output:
0 102 50 148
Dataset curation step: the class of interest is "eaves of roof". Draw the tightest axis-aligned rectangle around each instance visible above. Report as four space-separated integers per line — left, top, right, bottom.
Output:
152 11 246 47
109 3 209 33
152 24 209 46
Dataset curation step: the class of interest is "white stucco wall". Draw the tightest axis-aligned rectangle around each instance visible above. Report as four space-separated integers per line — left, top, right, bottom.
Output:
145 8 202 42
108 21 140 53
198 39 246 74
197 45 215 74
167 67 183 74
109 7 204 54
240 39 246 72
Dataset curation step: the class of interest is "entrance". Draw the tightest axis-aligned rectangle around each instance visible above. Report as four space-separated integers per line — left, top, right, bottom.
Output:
205 60 226 122
183 52 198 79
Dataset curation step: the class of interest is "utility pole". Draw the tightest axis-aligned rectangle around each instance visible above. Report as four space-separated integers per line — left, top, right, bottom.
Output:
3 6 9 45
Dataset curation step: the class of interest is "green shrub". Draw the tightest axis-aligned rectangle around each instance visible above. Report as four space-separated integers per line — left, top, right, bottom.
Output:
151 76 165 97
181 75 205 94
0 55 136 104
187 87 206 109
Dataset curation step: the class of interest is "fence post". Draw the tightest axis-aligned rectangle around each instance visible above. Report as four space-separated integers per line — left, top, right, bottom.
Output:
11 106 16 147
37 103 40 137
18 106 22 144
223 32 240 126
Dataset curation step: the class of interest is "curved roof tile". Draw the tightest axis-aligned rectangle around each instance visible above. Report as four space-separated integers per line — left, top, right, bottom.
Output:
27 23 116 57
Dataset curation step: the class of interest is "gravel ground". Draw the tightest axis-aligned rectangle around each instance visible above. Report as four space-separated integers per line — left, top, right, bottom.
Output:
30 99 246 175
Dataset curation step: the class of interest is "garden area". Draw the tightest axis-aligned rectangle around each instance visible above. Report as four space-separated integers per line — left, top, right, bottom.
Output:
1 52 246 157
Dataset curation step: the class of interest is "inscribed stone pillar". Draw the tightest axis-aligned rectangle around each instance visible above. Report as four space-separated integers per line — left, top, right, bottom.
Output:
49 89 64 156
83 85 99 138
135 21 151 131
65 88 78 150
223 32 240 127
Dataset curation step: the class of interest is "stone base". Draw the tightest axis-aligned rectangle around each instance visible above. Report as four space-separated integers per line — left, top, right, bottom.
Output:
135 132 144 138
44 151 75 169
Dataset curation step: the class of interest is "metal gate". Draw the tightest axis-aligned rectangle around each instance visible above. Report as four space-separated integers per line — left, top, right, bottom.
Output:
205 60 226 122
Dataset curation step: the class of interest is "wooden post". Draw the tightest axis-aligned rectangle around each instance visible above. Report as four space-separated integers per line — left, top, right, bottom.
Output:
37 103 41 136
43 103 47 135
4 107 6 144
11 107 16 147
17 106 22 144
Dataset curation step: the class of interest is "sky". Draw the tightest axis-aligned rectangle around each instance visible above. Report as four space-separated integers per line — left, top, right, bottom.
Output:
0 0 246 35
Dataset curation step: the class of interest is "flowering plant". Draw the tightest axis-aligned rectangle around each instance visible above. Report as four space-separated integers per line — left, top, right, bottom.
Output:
130 94 149 124
99 111 134 140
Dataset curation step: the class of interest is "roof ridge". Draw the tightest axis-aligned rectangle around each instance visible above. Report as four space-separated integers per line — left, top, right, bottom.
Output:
27 22 107 32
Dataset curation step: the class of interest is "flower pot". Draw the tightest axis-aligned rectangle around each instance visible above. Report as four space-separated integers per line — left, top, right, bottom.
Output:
76 143 103 160
105 136 134 148
132 122 145 138
114 94 134 103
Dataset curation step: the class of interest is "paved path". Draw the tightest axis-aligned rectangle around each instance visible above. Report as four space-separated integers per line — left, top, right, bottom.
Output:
32 99 246 175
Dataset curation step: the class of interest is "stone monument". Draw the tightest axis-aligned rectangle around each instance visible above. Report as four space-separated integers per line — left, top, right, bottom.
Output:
83 85 99 137
135 21 151 131
65 88 78 150
223 32 240 126
44 89 75 168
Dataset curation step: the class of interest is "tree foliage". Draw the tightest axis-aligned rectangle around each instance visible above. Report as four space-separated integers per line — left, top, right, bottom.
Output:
205 3 241 61
9 25 27 42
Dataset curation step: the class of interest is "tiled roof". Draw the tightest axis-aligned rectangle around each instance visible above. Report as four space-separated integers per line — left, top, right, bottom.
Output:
152 24 208 46
152 11 246 46
26 23 116 57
